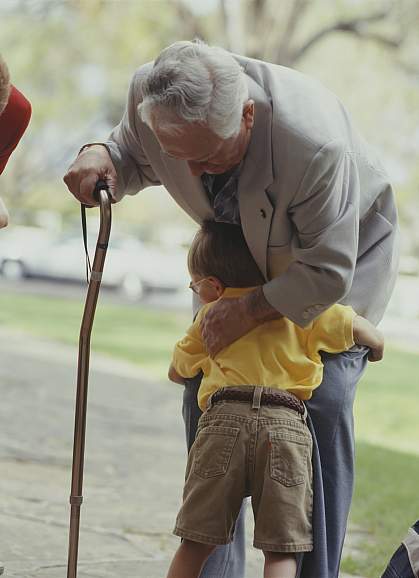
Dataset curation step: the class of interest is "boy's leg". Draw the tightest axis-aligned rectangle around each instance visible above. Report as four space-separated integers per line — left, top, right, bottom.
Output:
182 376 246 578
263 552 296 578
167 539 216 578
301 348 368 578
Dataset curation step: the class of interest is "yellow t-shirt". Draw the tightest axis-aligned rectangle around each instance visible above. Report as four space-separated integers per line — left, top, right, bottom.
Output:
172 287 356 411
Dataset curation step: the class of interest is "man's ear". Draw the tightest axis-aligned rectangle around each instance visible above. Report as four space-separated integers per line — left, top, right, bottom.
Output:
243 100 255 129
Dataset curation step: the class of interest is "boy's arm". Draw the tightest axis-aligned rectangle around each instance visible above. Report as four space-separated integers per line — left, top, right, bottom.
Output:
168 307 208 383
307 304 355 356
308 304 384 362
352 315 384 361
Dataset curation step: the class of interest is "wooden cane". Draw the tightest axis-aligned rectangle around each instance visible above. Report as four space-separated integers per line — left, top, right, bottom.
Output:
67 182 112 578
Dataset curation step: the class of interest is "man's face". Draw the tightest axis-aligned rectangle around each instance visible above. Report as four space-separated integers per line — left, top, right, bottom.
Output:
151 101 254 177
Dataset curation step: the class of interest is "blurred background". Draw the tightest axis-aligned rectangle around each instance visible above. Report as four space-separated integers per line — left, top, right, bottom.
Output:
0 1 418 577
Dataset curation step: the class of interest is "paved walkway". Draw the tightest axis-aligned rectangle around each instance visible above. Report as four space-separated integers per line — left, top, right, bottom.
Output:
0 331 365 577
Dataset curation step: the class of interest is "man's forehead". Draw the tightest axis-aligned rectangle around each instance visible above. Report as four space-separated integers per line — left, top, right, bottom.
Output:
155 121 222 159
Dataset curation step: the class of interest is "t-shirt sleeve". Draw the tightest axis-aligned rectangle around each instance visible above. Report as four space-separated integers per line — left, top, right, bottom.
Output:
306 304 356 357
171 307 208 378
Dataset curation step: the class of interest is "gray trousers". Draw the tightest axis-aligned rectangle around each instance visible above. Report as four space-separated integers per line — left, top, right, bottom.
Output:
182 347 368 578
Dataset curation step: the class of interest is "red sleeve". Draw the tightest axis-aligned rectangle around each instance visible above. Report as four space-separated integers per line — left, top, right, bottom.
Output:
0 85 32 175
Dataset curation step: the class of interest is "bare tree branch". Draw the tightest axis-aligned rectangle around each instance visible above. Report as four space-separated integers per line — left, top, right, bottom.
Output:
397 59 419 79
220 0 245 54
219 0 229 48
273 0 310 65
245 0 270 58
291 7 400 64
171 0 207 41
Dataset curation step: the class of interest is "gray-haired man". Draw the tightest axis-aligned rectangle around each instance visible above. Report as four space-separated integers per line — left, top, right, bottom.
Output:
64 40 399 578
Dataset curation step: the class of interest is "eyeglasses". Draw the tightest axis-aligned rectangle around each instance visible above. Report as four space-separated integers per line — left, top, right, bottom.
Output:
189 278 210 293
162 142 224 164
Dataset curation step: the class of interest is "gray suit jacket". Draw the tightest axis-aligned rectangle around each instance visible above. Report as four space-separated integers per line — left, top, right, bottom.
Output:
106 55 399 326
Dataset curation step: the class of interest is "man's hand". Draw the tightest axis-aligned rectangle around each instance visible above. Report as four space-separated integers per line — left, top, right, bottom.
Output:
63 144 117 206
353 315 384 362
200 287 281 357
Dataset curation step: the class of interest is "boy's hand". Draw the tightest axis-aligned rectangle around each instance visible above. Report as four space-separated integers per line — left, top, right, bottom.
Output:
353 315 384 362
168 364 186 385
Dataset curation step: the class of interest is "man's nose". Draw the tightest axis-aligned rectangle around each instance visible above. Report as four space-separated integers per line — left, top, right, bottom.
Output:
187 161 205 177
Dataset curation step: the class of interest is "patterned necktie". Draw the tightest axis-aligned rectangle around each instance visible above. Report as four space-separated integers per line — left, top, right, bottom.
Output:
201 164 241 225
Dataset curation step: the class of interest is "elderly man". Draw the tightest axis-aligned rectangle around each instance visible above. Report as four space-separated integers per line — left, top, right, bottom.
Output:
64 40 399 578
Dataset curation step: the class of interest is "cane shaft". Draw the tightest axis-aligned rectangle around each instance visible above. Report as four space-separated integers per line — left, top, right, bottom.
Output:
67 190 111 578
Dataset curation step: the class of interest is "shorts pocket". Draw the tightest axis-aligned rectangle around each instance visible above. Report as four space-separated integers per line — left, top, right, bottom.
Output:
269 429 311 487
193 425 239 479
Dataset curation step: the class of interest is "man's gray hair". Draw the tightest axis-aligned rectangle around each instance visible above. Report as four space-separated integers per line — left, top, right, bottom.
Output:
0 54 11 116
139 40 249 140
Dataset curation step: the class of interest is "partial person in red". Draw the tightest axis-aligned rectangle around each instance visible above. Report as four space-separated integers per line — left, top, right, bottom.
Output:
0 54 32 228
0 53 31 577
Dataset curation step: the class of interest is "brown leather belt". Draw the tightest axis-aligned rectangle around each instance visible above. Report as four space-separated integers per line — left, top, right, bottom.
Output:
211 386 305 416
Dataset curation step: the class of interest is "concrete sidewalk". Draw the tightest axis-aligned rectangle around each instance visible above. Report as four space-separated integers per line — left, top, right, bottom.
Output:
0 331 364 577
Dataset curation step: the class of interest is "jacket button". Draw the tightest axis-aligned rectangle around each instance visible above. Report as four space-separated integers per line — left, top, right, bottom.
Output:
260 209 266 219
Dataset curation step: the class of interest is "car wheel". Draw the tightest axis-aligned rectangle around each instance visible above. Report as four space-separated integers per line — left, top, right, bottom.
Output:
119 273 146 301
1 260 26 280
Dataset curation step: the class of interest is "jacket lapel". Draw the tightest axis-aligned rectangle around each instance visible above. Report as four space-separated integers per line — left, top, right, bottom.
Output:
238 76 274 280
159 152 214 224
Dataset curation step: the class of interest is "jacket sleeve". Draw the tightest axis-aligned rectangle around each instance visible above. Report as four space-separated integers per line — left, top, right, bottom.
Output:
263 139 359 327
106 67 161 201
171 309 208 379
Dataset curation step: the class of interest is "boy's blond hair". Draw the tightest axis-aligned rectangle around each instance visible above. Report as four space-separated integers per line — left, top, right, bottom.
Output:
0 54 11 115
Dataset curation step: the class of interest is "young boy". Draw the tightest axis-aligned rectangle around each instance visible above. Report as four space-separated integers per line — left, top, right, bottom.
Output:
167 221 383 578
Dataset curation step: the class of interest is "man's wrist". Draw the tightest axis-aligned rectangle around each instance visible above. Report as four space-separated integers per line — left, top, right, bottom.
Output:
78 142 112 158
241 286 282 324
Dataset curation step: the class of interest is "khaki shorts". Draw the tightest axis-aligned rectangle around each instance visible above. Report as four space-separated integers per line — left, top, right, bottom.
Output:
174 388 313 553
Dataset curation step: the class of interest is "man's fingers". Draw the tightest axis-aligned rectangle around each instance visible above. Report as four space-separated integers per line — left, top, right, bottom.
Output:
201 323 222 358
104 169 117 202
63 170 77 195
63 145 117 205
79 173 101 206
63 168 96 205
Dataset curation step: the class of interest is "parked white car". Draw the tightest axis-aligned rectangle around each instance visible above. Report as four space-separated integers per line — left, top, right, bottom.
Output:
0 226 189 300
0 226 53 280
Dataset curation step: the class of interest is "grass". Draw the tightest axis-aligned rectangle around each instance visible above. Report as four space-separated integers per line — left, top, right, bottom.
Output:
0 291 190 379
354 347 419 456
342 442 419 577
1 290 418 576
342 348 419 577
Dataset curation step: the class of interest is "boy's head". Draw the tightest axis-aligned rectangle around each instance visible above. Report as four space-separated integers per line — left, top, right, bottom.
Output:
188 220 265 303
